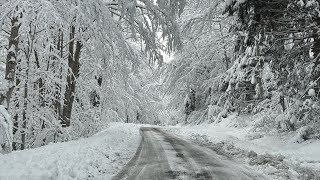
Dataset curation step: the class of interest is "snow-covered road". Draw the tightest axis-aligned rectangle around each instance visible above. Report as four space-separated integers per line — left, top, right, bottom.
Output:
114 127 266 180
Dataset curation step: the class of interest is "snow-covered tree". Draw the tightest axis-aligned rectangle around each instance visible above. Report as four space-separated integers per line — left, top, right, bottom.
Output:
0 0 186 150
164 0 234 124
223 0 320 137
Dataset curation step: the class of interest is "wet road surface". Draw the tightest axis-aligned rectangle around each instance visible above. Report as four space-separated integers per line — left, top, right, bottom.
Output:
113 127 267 180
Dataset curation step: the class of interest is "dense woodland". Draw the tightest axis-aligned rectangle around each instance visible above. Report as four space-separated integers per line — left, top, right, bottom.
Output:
166 0 320 142
0 0 320 153
0 0 185 152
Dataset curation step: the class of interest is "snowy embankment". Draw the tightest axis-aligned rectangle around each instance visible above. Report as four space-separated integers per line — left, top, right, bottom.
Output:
166 114 320 180
0 123 143 180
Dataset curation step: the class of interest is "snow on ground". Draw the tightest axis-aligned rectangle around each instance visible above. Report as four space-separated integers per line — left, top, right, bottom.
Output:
0 122 144 180
165 114 320 180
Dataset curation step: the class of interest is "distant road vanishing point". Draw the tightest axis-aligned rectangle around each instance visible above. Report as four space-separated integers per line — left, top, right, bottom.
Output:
113 127 267 180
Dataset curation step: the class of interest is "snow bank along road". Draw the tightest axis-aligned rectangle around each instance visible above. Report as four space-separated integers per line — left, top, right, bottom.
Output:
0 123 144 180
113 127 267 180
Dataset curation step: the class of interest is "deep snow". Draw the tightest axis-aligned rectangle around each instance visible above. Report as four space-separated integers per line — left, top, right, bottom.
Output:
0 123 144 180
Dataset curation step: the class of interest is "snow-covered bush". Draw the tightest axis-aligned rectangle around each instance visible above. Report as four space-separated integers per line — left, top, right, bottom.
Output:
207 105 223 122
186 110 208 125
217 109 228 122
289 126 313 143
253 92 280 113
293 97 320 138
252 113 278 133
165 109 185 125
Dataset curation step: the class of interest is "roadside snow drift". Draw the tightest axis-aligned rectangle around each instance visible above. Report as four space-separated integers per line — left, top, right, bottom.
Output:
0 123 143 180
166 114 320 179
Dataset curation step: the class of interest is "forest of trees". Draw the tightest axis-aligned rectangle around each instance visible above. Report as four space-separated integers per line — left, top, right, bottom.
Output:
165 0 320 141
1 0 320 153
0 0 185 152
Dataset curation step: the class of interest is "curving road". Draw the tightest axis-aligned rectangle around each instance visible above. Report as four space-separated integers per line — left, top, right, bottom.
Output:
113 127 266 180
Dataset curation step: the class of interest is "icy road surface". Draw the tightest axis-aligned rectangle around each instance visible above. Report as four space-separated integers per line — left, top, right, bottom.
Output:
113 127 267 180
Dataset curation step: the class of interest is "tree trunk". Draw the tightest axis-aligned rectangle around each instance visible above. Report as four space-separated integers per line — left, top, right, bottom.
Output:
54 30 63 120
21 68 28 150
12 77 20 150
280 91 285 112
5 17 20 108
62 26 82 127
34 51 46 109
4 16 20 150
34 50 47 145
21 27 33 150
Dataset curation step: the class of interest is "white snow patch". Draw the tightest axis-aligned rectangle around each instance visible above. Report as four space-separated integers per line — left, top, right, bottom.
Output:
306 0 316 7
308 88 316 96
0 122 144 180
297 0 305 6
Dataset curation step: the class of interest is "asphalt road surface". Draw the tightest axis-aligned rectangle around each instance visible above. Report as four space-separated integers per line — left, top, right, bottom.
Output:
113 127 267 180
